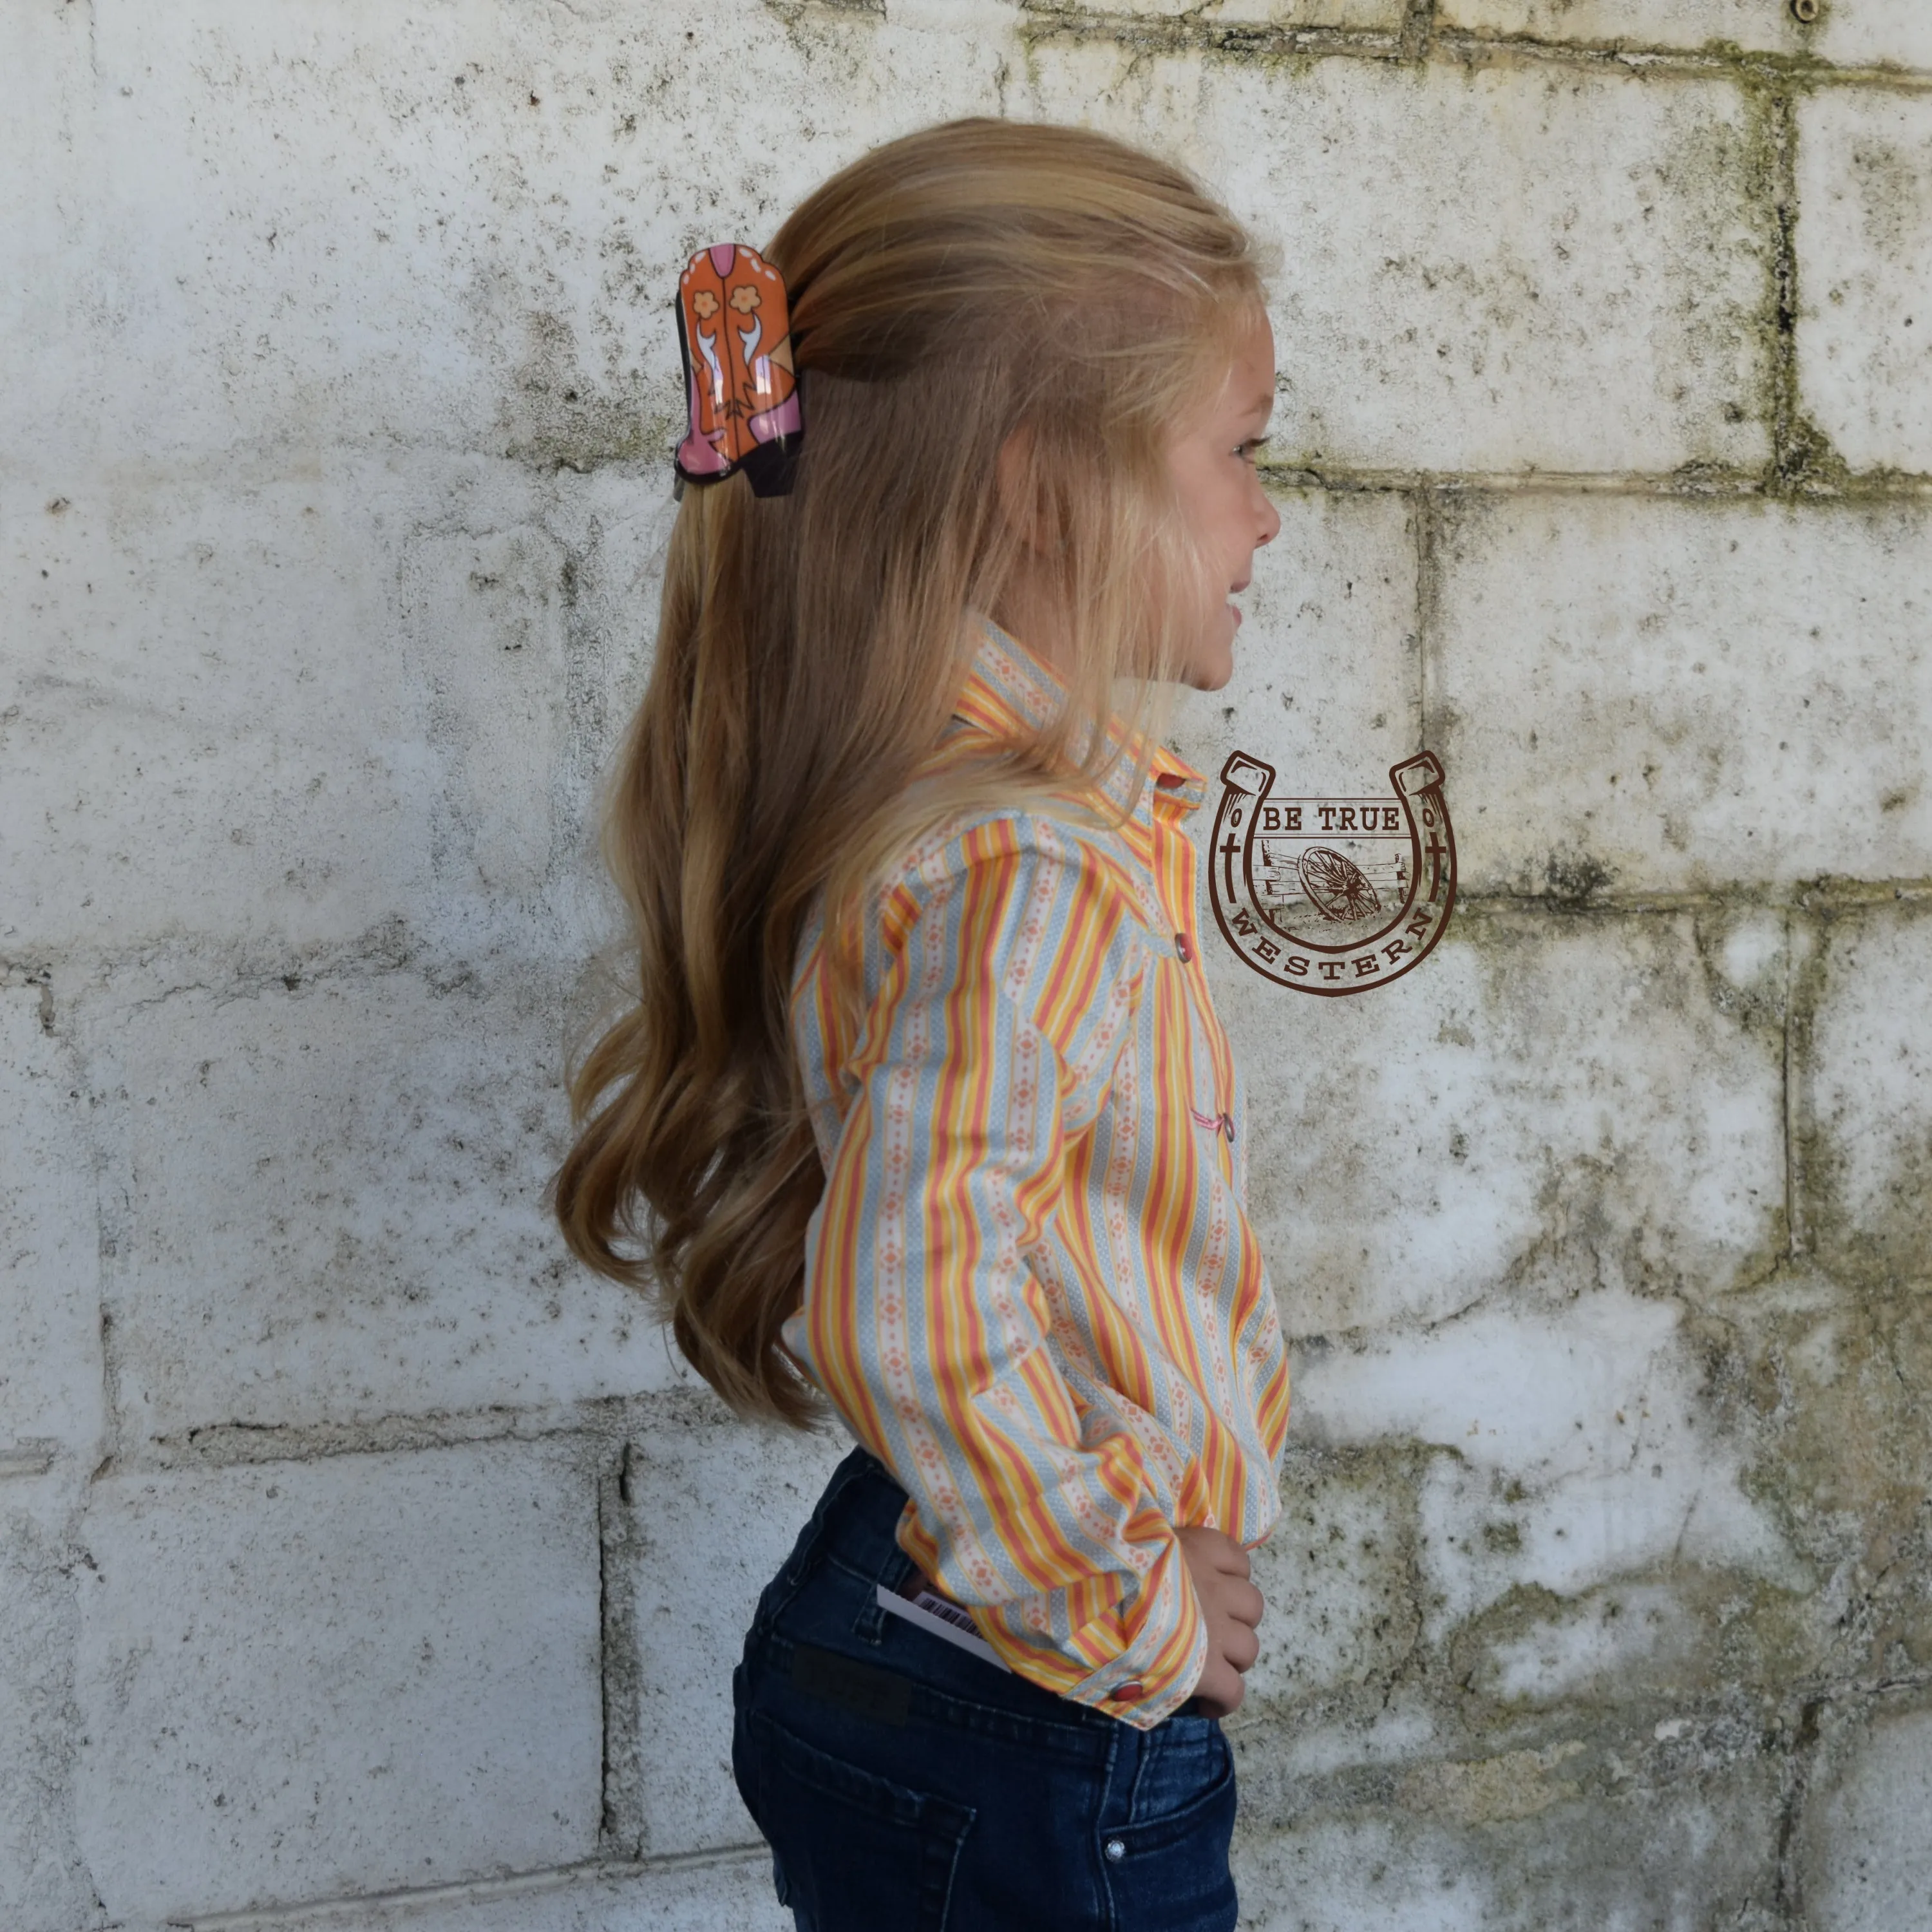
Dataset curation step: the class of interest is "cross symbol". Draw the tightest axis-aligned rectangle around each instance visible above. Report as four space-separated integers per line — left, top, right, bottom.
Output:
1220 831 1242 905
1426 834 1448 900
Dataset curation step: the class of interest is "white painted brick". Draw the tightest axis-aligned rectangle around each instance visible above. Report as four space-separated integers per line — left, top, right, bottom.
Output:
1245 1454 1416 1709
1171 487 1420 799
1439 0 1795 56
0 988 104 1463
1 473 417 960
74 1442 601 1921
1293 1289 1799 1638
1797 90 1932 473
1234 1814 1497 1930
1204 911 1785 1334
1 464 673 959
1235 1761 1779 1928
1434 496 1932 892
0 0 95 478
1025 50 1770 475
400 524 571 900
81 958 678 1442
3 1 1013 473
1806 1705 1932 1932
623 1405 849 1857
1818 0 1932 70
1254 1693 1443 1783
1476 1580 1698 1704
1441 0 1931 65
1808 904 1932 1285
184 1854 791 1932
0 1493 97 1929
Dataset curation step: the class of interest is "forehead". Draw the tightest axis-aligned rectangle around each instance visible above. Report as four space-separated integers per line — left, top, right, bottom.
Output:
1200 307 1276 415
1231 309 1276 383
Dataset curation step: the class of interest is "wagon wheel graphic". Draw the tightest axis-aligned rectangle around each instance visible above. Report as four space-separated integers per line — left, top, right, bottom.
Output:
1297 846 1381 922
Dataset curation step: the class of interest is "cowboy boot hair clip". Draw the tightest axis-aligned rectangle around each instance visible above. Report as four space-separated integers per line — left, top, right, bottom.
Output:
674 242 803 499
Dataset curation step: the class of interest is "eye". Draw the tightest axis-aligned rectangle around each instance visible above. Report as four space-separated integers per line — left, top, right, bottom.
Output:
1234 437 1265 464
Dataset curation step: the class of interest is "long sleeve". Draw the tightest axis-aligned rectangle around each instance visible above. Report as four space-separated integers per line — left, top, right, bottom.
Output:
789 811 1209 1727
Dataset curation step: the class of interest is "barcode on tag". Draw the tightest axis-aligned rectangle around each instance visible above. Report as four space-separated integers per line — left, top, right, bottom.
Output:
875 1582 1011 1672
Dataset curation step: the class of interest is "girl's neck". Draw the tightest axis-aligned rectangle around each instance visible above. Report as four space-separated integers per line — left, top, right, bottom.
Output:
989 558 1074 680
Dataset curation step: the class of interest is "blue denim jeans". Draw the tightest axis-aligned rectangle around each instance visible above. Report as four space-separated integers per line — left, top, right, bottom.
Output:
732 1446 1238 1932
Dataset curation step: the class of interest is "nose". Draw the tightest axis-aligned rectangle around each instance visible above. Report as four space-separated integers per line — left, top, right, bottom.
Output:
1253 471 1281 549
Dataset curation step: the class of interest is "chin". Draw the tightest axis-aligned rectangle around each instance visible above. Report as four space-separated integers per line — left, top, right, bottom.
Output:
1179 638 1235 692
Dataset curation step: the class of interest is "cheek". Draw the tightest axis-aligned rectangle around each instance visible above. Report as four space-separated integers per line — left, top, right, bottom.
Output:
1212 478 1254 553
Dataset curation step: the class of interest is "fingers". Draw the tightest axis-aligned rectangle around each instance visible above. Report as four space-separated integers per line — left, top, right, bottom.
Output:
1222 1613 1260 1675
1177 1530 1264 1623
1225 1575 1265 1631
1175 1524 1253 1580
1191 1654 1245 1719
1175 1522 1265 1716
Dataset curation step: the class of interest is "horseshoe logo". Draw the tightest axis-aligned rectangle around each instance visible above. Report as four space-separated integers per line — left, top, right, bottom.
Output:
1207 750 1457 996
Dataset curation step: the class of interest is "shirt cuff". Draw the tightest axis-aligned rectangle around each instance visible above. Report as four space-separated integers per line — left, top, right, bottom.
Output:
1063 1540 1208 1730
969 1530 1209 1731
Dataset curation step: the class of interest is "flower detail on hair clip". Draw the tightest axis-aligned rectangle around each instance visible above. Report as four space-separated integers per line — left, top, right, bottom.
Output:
674 243 802 498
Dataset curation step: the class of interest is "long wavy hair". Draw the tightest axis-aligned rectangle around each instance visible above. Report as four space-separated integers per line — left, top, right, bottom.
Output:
554 118 1265 1423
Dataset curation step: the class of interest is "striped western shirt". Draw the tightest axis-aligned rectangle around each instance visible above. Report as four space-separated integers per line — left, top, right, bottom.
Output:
782 623 1291 1728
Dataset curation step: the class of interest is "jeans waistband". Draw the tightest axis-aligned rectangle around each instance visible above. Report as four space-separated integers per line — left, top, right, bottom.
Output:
752 1443 1216 1735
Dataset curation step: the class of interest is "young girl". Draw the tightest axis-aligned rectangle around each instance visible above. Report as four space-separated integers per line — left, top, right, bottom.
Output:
556 118 1290 1931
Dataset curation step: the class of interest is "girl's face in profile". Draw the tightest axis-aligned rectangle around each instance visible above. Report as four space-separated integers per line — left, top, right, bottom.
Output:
1165 311 1282 691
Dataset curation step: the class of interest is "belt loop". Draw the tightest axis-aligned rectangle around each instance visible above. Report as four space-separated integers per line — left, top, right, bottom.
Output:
850 1466 918 1647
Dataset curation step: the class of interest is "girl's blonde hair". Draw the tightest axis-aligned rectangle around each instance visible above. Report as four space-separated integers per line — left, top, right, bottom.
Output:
554 118 1265 1424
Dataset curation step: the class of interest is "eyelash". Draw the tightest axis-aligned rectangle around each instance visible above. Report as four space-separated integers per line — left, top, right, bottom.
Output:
1235 439 1264 463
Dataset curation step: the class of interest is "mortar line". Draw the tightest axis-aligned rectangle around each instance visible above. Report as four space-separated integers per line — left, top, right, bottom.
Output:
1766 86 1811 494
1454 880 1932 917
596 1478 616 1851
1019 10 1932 90
1253 464 1932 499
1783 907 1800 1260
1399 0 1435 64
1018 13 1403 62
1771 1694 1826 1925
122 1393 676 1474
1786 905 1806 1261
188 1845 771 1931
1411 484 1441 757
598 1441 647 1860
1434 30 1932 93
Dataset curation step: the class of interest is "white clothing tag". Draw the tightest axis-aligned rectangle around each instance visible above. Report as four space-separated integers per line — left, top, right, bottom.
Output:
875 1582 1012 1672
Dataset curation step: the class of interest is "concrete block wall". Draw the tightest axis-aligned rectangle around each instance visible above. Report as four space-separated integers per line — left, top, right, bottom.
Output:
3 1 1926 1926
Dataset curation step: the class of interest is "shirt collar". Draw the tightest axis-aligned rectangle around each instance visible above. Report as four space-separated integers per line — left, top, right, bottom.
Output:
952 618 1208 819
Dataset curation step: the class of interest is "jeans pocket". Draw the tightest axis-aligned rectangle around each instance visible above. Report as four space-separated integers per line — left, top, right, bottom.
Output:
1105 1729 1238 1932
745 1707 976 1932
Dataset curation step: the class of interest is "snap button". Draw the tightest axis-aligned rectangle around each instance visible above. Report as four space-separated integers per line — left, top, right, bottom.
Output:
1174 930 1193 963
1114 1680 1143 1701
1104 1837 1126 1862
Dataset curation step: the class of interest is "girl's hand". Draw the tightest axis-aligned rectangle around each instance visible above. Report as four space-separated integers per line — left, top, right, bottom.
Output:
1176 1525 1265 1718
